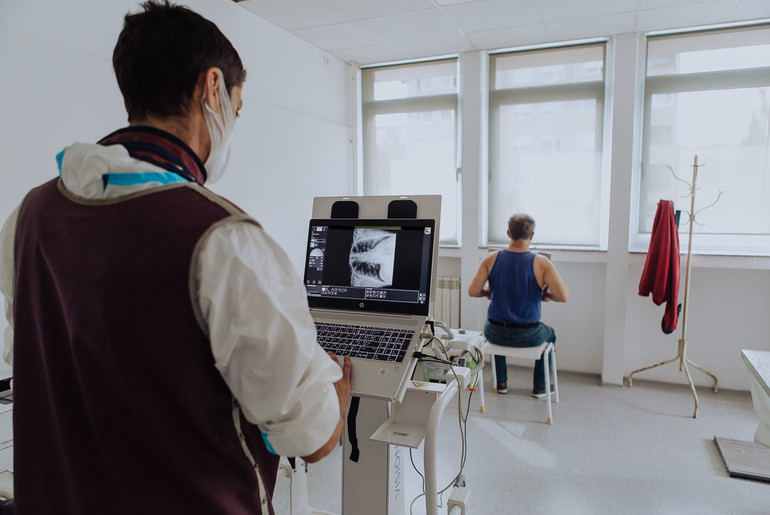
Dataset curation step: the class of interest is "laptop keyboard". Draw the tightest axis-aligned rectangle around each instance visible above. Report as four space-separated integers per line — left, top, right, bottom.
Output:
315 322 414 362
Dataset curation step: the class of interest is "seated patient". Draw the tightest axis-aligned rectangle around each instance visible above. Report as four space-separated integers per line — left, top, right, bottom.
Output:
468 214 569 396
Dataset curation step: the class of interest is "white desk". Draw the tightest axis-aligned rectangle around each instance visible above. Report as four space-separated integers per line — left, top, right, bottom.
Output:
741 350 770 448
714 349 770 482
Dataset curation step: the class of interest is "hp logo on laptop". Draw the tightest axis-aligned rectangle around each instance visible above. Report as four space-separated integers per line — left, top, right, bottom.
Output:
359 302 365 308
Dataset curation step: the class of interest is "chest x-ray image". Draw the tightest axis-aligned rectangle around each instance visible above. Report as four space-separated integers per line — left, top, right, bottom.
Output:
349 228 396 287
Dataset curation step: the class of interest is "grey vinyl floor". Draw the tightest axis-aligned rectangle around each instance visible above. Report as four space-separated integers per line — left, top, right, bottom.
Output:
272 364 769 514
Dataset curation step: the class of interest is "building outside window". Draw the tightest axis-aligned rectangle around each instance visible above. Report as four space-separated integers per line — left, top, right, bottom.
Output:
361 59 460 245
634 24 770 255
488 42 609 248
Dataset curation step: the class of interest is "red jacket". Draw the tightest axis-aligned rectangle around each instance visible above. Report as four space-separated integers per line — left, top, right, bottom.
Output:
639 200 680 333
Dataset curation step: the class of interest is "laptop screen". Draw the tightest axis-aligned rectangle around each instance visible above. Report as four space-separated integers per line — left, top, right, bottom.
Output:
304 218 435 316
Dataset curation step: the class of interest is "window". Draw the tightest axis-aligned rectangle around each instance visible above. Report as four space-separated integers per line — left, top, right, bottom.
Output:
634 25 770 255
361 59 460 244
488 43 609 247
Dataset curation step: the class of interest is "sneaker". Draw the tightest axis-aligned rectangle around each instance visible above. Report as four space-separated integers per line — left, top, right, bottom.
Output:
531 385 554 399
496 382 508 394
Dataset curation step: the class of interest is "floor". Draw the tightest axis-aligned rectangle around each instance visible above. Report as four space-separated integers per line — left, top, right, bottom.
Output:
273 364 769 514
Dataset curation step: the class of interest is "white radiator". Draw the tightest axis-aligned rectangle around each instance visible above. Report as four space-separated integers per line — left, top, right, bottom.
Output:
431 276 461 328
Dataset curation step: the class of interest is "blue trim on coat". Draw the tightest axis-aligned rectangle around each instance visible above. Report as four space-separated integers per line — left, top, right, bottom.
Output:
56 149 66 175
261 433 277 455
102 172 188 188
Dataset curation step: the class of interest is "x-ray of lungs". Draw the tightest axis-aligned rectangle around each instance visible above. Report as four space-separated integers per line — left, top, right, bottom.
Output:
349 228 396 287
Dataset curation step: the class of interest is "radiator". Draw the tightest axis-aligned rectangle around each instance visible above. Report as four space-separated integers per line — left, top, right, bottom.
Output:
431 276 461 328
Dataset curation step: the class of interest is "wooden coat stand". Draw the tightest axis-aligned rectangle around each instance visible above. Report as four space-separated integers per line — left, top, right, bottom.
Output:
627 155 721 418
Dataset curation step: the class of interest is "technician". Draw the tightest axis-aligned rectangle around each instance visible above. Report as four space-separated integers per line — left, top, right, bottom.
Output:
0 2 349 513
468 214 568 396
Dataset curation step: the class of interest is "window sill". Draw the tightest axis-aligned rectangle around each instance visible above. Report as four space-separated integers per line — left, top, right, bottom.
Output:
438 245 770 270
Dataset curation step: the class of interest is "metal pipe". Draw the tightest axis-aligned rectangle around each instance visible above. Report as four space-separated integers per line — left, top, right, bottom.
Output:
424 380 459 515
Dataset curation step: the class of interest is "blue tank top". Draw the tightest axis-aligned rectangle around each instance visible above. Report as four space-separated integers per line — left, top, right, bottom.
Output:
487 250 543 324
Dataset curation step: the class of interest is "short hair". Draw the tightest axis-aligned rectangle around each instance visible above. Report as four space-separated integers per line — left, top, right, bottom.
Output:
508 214 536 240
113 0 247 122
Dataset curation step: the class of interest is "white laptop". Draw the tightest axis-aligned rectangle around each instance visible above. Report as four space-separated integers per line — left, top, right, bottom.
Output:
303 217 436 402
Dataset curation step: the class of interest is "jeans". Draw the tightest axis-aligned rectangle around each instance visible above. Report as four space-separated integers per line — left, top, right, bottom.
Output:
483 320 556 390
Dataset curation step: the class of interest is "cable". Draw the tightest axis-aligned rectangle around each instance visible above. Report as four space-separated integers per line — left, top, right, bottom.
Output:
409 331 476 513
409 360 468 514
432 320 455 340
409 492 426 515
412 351 452 365
461 390 473 469
436 359 467 501
409 448 425 493
434 335 451 361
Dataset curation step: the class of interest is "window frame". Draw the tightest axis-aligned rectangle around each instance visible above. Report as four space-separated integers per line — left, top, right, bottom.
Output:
487 41 611 250
632 24 770 256
361 58 462 246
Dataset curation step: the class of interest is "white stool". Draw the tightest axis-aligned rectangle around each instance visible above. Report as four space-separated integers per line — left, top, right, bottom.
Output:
480 339 559 425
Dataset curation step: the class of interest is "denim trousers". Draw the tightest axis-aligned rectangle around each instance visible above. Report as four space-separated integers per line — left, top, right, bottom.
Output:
483 320 556 389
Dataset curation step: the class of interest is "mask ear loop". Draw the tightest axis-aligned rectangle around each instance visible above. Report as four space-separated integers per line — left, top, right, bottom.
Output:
201 68 236 184
202 69 234 139
214 68 235 135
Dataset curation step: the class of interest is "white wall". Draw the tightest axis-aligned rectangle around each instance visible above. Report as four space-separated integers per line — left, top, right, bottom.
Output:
0 0 354 271
204 3 355 268
0 0 354 374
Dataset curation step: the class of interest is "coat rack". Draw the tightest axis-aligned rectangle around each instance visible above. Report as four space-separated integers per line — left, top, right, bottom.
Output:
628 155 722 418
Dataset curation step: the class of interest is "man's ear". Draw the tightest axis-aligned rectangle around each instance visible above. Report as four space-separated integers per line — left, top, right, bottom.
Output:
202 67 221 112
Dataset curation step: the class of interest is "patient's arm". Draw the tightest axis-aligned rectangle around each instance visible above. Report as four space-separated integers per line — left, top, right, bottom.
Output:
537 256 569 303
468 252 497 298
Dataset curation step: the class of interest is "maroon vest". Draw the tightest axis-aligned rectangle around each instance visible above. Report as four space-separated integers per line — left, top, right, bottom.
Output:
12 179 279 514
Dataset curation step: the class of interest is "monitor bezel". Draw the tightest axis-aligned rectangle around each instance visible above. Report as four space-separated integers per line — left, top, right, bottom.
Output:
304 218 435 316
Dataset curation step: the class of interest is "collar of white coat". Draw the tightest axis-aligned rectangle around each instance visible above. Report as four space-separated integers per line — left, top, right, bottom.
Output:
57 143 191 201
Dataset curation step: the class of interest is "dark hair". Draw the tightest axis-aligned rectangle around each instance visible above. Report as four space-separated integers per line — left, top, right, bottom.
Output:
113 0 246 122
508 214 535 240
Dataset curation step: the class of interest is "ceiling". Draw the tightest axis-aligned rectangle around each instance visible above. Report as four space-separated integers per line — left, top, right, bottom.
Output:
236 0 770 65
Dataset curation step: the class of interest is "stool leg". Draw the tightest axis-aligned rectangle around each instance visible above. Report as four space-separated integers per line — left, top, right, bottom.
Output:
544 348 553 425
491 354 498 394
551 345 559 404
478 368 486 413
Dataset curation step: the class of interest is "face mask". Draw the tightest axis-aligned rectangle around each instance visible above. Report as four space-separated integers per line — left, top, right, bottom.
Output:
201 68 236 184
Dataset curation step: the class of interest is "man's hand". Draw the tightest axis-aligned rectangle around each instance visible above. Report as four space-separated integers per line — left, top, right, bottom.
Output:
542 286 553 302
482 286 492 299
302 353 351 463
